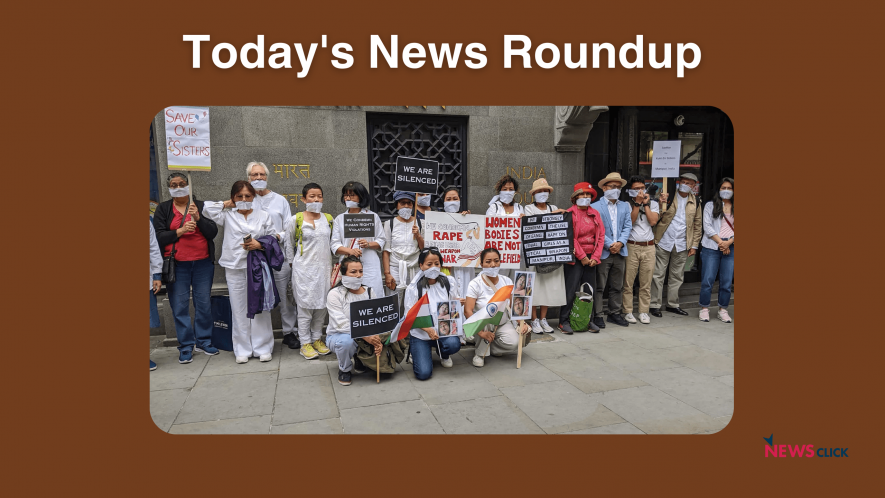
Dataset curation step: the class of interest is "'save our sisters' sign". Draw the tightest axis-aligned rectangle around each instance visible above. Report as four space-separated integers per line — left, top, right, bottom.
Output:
164 106 211 171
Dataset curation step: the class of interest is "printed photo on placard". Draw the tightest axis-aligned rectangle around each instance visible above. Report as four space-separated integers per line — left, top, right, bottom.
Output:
434 299 464 337
513 271 534 297
511 295 531 320
437 301 452 320
438 319 455 337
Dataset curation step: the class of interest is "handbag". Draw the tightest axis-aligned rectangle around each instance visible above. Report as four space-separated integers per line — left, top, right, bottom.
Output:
161 245 177 284
210 295 234 351
568 283 595 332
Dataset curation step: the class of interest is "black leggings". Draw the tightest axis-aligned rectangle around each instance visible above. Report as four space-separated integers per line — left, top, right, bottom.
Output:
560 263 597 323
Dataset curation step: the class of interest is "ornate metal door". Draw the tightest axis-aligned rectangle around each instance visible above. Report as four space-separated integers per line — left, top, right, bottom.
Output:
366 114 467 220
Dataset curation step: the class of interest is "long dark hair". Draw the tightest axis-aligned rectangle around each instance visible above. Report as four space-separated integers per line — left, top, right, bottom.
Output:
712 177 734 219
416 247 449 297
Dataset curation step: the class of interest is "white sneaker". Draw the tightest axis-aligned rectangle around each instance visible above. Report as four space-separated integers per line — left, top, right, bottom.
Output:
699 308 710 322
235 356 248 364
639 313 650 324
531 319 544 334
624 313 637 324
718 308 733 323
441 357 453 368
472 355 485 367
259 353 272 362
540 318 554 332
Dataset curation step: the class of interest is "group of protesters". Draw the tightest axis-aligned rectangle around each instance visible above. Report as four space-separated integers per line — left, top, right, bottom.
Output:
149 161 734 386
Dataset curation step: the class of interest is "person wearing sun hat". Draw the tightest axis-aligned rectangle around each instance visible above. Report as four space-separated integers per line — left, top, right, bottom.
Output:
558 182 605 334
524 178 568 333
590 172 633 328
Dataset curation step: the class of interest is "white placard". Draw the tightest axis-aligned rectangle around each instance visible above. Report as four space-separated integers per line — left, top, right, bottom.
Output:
164 106 211 171
651 140 681 178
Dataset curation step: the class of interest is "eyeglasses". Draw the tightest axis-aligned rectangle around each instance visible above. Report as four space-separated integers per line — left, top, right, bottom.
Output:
169 183 188 188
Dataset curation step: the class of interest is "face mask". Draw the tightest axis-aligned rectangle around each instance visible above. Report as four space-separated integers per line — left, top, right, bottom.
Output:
481 266 500 277
417 195 431 207
250 180 267 190
576 197 592 207
235 201 253 210
423 267 441 279
604 189 621 200
719 190 733 200
627 189 642 198
678 183 693 193
498 191 515 204
443 201 460 213
397 208 412 219
345 200 360 209
305 202 323 213
341 276 362 290
534 192 549 203
169 186 189 198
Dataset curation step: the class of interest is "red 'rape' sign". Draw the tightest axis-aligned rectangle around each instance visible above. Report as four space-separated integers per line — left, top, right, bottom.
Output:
164 106 211 171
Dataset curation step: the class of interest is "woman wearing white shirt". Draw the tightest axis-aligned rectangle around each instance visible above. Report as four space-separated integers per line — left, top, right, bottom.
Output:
699 178 735 324
486 175 524 280
439 187 475 305
523 179 568 334
382 191 423 307
331 181 387 298
403 247 461 380
202 181 279 364
465 248 530 367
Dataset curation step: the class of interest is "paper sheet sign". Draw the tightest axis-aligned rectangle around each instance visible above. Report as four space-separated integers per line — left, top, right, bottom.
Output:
521 212 575 266
650 140 681 178
343 213 376 238
164 106 211 171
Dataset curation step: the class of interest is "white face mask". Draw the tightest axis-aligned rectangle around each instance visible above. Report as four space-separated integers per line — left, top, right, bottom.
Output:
423 267 441 279
498 191 516 204
604 189 621 200
305 202 323 213
250 180 267 190
235 201 253 211
576 197 592 207
678 183 693 193
481 266 500 277
341 276 362 290
627 189 644 198
443 201 460 213
534 192 549 203
169 186 189 198
417 195 431 207
719 190 733 200
397 208 412 219
345 200 360 209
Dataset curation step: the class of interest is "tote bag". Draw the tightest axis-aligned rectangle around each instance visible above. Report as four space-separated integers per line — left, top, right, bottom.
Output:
210 295 234 351
568 283 594 332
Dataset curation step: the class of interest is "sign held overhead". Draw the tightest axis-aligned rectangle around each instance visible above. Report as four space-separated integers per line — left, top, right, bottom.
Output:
394 157 439 195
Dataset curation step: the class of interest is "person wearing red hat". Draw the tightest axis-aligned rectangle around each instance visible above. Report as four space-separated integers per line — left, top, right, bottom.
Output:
558 183 605 333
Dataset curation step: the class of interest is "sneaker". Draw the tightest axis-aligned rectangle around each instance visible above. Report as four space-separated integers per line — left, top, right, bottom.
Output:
472 355 485 367
282 333 301 350
540 318 554 332
608 314 629 327
699 308 710 322
624 313 637 324
150 360 157 371
259 353 272 362
236 356 249 364
718 308 732 323
352 356 366 374
559 322 574 335
593 316 607 329
178 350 193 364
313 340 331 355
300 344 319 360
531 319 544 334
639 313 651 324
338 369 352 386
460 336 466 345
195 345 219 356
441 357 454 368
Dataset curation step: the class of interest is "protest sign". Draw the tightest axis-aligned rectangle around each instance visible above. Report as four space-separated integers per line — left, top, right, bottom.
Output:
434 299 464 338
343 213 376 238
425 212 485 267
394 157 439 194
164 106 211 171
350 295 400 339
485 216 522 269
650 140 681 178
511 271 534 320
521 211 575 266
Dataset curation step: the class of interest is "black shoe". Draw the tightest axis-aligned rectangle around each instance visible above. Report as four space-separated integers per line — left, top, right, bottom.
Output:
282 333 301 349
608 314 629 327
558 322 574 335
587 320 600 333
650 308 663 318
665 307 689 316
593 317 606 329
352 356 366 374
338 369 352 386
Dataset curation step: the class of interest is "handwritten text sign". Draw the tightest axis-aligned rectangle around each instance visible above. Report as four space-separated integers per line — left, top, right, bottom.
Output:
164 106 211 171
651 140 682 178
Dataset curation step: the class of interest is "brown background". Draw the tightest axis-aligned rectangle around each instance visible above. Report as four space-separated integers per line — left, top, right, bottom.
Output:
6 0 880 494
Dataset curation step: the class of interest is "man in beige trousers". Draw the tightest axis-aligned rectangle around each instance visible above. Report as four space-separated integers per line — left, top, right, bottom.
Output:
622 176 660 324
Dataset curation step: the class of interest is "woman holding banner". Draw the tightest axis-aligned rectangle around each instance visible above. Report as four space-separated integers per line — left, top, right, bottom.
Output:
524 179 567 334
332 181 387 298
465 248 531 367
439 187 474 324
382 191 423 307
486 175 524 281
559 183 605 334
403 247 462 380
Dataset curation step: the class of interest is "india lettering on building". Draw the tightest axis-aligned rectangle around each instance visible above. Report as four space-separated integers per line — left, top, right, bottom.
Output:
505 166 547 204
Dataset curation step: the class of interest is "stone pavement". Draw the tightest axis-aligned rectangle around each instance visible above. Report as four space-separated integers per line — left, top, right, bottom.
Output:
150 306 734 434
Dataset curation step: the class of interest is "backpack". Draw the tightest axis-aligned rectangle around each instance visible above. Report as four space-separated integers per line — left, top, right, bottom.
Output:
291 211 334 256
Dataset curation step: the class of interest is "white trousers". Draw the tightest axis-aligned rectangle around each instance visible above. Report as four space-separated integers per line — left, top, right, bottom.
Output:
474 321 520 356
226 268 275 358
273 264 298 334
297 308 326 345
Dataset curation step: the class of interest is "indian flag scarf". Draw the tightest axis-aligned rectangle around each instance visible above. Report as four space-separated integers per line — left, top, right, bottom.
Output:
462 281 513 338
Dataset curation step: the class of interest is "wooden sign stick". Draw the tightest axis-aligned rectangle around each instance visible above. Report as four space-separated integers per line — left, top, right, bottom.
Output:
376 354 380 383
517 325 523 369
661 178 668 211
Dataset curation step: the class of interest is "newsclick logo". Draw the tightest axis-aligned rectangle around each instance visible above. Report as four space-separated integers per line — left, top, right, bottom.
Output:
763 434 848 458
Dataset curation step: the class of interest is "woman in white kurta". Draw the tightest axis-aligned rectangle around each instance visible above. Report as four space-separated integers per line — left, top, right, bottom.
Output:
439 187 475 304
202 181 278 364
285 183 333 360
486 175 524 281
523 179 568 334
331 182 387 298
383 191 423 307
